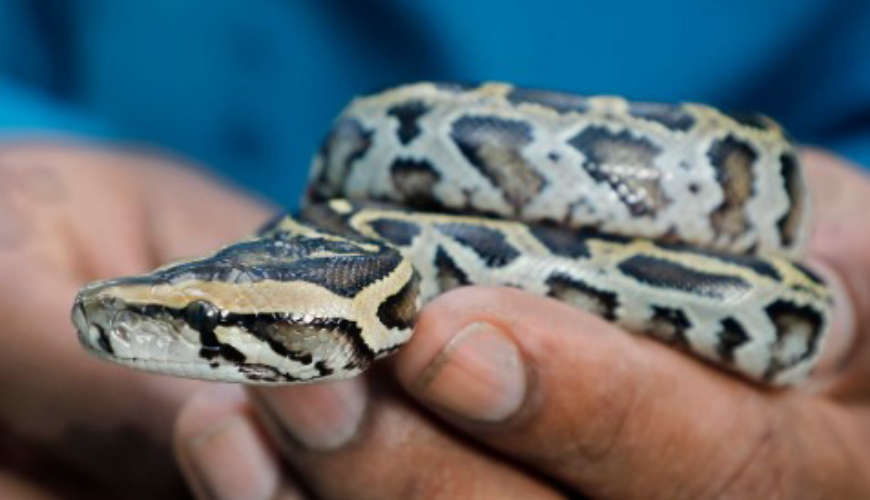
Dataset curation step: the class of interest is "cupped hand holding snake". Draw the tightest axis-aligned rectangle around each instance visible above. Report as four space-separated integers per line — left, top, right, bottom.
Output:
0 84 868 498
171 146 869 499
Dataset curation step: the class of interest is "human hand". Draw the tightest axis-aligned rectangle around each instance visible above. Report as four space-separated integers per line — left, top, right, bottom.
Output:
174 149 869 499
0 143 272 498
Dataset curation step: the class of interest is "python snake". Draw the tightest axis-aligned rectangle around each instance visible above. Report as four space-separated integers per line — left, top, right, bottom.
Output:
71 82 833 386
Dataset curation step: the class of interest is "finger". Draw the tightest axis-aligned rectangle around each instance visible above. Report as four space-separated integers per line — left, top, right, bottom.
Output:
0 471 60 500
0 148 193 438
0 144 271 435
0 144 274 279
248 376 564 499
174 385 307 500
0 144 271 490
801 149 870 396
395 286 870 499
0 144 152 278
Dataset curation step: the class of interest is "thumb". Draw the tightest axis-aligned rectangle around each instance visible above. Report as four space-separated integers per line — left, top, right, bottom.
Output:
802 148 870 397
394 286 870 499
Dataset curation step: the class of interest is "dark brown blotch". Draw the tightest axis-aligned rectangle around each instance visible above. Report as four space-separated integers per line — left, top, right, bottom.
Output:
628 102 695 131
617 254 751 300
387 100 429 145
707 135 757 242
529 224 591 258
434 246 470 291
390 158 442 208
545 273 618 320
763 300 824 380
377 273 420 331
368 218 421 247
435 222 521 267
647 306 692 347
311 117 373 200
451 115 546 212
568 126 668 217
775 152 805 249
716 317 749 363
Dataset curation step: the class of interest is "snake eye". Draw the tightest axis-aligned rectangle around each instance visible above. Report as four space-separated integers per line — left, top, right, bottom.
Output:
185 300 220 332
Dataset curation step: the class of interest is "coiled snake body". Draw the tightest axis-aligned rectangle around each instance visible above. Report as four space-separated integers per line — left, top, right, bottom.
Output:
71 82 832 386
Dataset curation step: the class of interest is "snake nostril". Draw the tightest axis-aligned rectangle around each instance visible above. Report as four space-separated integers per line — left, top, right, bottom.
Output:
71 299 114 354
71 300 88 335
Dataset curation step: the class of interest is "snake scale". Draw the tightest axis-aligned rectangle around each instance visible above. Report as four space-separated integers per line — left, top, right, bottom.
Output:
71 82 833 386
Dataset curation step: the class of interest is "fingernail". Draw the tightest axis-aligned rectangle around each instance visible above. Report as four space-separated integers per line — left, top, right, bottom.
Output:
252 377 367 451
181 413 280 500
412 321 526 422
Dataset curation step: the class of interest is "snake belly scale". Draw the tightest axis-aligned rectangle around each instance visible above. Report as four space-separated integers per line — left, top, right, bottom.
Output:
71 82 833 386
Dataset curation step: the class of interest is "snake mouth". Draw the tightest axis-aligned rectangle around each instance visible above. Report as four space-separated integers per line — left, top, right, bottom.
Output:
70 281 378 384
71 290 252 381
71 281 208 367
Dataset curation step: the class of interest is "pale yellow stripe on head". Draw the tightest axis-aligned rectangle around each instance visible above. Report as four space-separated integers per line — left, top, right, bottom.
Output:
96 279 356 318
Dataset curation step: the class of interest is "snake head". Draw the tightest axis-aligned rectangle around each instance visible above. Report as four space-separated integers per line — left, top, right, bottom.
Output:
71 222 420 384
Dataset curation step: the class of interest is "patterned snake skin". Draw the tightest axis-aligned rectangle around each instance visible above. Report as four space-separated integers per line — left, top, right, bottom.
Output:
71 82 832 386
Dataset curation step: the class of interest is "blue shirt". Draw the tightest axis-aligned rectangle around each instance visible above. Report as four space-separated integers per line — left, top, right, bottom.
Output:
0 1 868 207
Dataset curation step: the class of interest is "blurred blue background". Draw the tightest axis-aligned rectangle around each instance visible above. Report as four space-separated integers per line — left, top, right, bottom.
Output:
0 1 868 207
